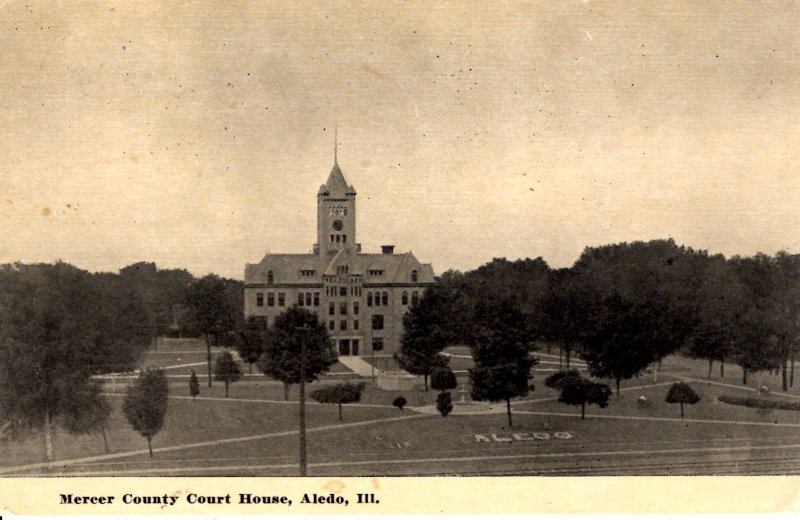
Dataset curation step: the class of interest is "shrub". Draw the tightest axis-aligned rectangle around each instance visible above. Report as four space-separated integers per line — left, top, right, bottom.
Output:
393 396 407 410
431 366 457 392
718 394 800 411
665 382 700 418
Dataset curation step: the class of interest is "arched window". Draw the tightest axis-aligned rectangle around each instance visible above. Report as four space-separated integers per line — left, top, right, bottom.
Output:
411 269 418 282
411 291 419 306
382 291 388 306
367 292 373 306
402 291 408 305
267 271 274 284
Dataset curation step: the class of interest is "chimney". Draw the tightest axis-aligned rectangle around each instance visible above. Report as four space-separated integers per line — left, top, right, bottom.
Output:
381 245 395 254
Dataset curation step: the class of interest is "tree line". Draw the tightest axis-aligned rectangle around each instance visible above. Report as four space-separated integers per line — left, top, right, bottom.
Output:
397 239 800 401
0 261 243 461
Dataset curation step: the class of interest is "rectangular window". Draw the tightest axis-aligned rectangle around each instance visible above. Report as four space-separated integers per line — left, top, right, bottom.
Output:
329 320 335 330
352 339 359 355
339 287 347 297
329 302 335 316
256 292 264 307
278 292 285 306
339 302 347 315
267 292 275 306
305 292 312 306
342 234 347 243
313 292 320 306
340 320 347 331
297 293 304 306
330 234 335 243
353 319 359 331
372 338 384 351
372 314 384 330
354 302 360 315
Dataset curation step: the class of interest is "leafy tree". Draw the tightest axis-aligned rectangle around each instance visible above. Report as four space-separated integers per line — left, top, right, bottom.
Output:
396 286 455 390
393 396 407 410
545 370 583 390
541 269 586 368
236 316 267 374
257 306 336 476
122 368 169 458
60 381 112 453
436 391 453 417
665 382 700 418
187 274 237 387
557 377 611 419
431 366 457 392
469 296 536 426
0 262 148 461
309 382 365 420
214 351 242 398
189 370 200 401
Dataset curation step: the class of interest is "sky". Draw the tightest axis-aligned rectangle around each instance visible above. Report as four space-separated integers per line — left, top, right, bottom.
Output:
1 1 798 279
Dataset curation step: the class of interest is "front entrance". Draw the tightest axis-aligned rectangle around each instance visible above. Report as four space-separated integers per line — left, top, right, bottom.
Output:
338 339 350 356
352 339 359 356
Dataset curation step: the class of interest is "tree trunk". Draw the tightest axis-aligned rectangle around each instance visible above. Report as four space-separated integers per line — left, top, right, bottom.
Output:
338 402 343 421
581 401 585 420
783 358 789 392
653 361 659 382
720 357 725 378
225 380 229 398
101 424 109 453
43 409 53 463
680 402 684 418
506 398 513 427
791 350 795 388
565 342 571 369
298 334 307 477
708 359 713 379
546 343 551 355
146 434 153 458
424 374 428 391
616 378 620 396
283 382 290 401
205 334 213 388
743 367 748 385
249 363 253 375
558 345 563 370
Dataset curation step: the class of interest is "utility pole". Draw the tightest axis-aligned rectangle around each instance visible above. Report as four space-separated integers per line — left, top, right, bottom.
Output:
296 325 311 476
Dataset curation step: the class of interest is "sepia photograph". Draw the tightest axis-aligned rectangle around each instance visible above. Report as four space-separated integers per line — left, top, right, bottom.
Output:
1 0 800 503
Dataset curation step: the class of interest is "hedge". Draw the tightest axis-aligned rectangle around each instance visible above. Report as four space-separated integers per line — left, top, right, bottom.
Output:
718 394 800 411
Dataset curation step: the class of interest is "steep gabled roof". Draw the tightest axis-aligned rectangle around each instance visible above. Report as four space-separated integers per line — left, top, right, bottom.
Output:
319 159 356 197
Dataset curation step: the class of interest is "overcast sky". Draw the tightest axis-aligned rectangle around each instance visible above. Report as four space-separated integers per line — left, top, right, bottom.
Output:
1 1 798 279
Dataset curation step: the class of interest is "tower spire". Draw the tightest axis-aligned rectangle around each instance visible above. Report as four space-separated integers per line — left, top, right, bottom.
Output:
333 125 338 165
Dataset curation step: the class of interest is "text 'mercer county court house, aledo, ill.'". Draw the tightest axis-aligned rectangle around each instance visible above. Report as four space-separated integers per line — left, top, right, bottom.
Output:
244 150 435 357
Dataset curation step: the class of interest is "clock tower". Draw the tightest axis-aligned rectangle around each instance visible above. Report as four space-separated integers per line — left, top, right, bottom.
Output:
315 143 357 257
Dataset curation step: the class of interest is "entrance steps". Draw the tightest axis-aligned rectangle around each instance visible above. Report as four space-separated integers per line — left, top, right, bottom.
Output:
337 356 377 377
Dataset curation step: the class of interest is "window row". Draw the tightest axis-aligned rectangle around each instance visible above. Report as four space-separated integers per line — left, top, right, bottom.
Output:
328 301 361 316
255 291 287 307
329 234 347 243
335 338 383 356
326 314 383 331
367 291 389 306
297 292 321 307
328 206 347 216
401 290 420 306
325 285 363 297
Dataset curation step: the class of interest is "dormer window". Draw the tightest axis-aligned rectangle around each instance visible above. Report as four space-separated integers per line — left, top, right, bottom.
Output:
337 265 349 275
411 269 418 282
300 269 316 277
369 269 384 276
267 271 274 284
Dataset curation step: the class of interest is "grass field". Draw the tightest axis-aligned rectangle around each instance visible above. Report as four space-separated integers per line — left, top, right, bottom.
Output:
4 343 800 476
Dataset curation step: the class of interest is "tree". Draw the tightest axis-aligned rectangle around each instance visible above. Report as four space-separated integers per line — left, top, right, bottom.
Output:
393 396 407 410
436 392 453 417
214 351 242 398
0 262 149 461
309 382 365 420
236 316 267 374
122 368 169 458
541 269 586 369
431 366 457 392
396 286 455 390
665 382 700 418
557 376 611 419
189 370 200 401
545 370 583 390
187 274 237 387
469 297 536 426
60 381 112 453
257 306 336 476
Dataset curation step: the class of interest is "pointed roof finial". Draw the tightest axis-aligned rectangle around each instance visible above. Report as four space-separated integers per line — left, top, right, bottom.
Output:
334 125 338 165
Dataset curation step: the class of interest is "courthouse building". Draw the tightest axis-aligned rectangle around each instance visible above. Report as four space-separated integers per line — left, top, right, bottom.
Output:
244 152 435 356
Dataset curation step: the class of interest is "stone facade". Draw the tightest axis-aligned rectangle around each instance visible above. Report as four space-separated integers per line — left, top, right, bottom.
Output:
244 155 435 356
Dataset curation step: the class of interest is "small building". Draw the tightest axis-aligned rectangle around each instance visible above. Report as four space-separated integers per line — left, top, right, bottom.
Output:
244 150 435 356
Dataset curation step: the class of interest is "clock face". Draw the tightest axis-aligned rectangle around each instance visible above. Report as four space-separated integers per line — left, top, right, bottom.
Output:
332 219 343 231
